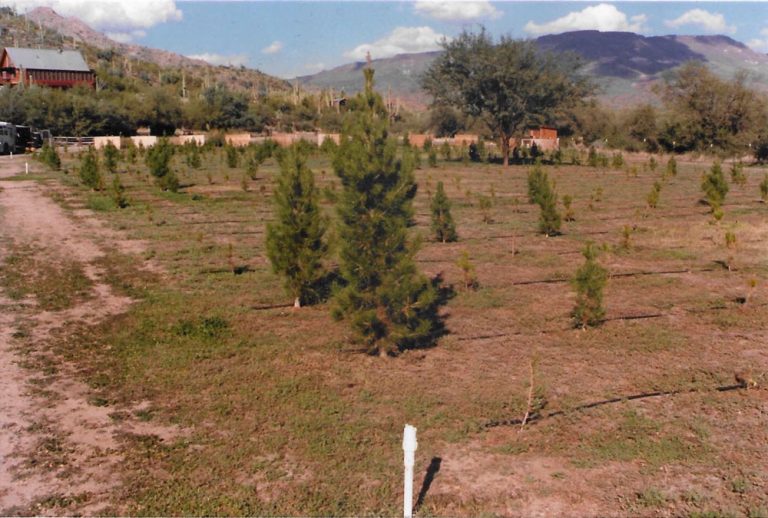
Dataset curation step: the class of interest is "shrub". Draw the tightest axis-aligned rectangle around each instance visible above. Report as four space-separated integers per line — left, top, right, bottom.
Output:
430 181 458 242
571 242 608 328
725 230 737 248
648 156 657 172
225 145 239 168
760 174 768 201
611 152 624 169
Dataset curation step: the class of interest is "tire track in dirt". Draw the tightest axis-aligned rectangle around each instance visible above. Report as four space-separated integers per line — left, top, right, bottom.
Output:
0 159 177 514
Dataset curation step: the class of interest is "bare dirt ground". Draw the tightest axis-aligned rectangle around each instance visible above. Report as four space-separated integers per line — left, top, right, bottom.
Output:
0 157 173 515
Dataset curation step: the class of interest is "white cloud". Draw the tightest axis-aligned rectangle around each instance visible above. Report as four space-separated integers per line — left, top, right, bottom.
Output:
261 41 283 55
747 39 768 52
187 53 249 67
5 0 182 41
524 3 647 35
344 26 447 60
414 0 501 22
664 9 735 34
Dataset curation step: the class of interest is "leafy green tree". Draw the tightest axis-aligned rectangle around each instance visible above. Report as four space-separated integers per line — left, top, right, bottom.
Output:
266 147 328 308
146 138 178 192
660 62 767 154
702 161 729 211
430 181 458 242
79 147 102 190
571 243 608 328
102 141 119 174
333 67 451 356
423 30 591 166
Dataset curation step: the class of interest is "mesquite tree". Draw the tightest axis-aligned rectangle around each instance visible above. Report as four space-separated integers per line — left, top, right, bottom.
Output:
333 67 451 356
266 147 328 308
431 181 458 243
423 29 592 166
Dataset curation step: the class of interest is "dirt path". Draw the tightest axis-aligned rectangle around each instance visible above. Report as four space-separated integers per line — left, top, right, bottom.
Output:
0 157 169 514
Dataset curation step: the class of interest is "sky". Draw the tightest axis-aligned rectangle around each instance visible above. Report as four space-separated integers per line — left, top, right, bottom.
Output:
3 1 768 78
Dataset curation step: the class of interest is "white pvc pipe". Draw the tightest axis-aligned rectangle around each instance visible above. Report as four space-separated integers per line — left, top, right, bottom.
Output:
25 161 28 174
403 424 418 518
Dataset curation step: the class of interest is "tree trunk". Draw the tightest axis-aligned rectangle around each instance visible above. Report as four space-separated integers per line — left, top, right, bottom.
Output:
293 296 301 308
501 133 510 167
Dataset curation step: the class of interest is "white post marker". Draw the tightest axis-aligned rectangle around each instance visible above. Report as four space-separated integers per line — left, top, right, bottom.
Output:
25 161 28 174
403 424 418 518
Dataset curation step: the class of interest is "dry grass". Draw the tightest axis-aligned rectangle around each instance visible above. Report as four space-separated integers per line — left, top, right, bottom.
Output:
12 146 768 515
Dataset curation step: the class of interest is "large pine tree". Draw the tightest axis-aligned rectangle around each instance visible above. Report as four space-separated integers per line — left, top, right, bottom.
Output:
332 67 451 356
266 146 328 308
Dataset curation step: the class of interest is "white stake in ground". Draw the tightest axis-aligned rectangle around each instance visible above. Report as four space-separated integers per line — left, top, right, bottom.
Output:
403 424 418 518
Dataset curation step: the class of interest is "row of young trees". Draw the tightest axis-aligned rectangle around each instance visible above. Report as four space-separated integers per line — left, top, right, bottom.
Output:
267 68 452 356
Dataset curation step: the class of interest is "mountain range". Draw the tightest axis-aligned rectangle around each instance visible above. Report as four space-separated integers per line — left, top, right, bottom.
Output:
297 31 768 108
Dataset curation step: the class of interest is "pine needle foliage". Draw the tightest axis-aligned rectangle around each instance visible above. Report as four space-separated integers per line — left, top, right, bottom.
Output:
146 137 178 192
571 242 608 328
103 141 119 174
38 142 60 170
430 181 458 243
332 67 452 356
702 161 729 211
79 146 102 190
266 146 328 308
531 166 561 235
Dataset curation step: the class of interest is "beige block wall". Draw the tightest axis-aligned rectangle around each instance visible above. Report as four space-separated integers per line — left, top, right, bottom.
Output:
93 136 121 150
130 136 158 148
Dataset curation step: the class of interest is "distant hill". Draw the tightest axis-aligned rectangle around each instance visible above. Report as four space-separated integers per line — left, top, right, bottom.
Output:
0 6 289 95
297 31 768 108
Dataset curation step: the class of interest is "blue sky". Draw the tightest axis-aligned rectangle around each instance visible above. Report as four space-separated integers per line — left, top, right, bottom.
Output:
6 1 768 78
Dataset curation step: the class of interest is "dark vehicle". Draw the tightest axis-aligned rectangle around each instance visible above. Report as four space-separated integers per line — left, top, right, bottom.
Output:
14 125 31 153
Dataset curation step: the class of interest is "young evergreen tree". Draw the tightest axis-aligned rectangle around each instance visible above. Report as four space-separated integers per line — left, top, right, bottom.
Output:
647 180 662 209
760 173 768 201
527 161 546 204
332 67 451 356
571 242 608 328
537 174 562 236
666 156 677 177
702 161 729 211
146 138 179 192
79 147 102 190
266 146 328 308
431 181 458 243
38 142 61 170
103 141 119 174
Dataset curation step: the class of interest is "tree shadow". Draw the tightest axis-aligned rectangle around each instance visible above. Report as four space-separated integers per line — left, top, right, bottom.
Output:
414 457 442 512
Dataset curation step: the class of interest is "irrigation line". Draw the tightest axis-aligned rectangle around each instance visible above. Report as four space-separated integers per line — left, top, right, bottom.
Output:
484 384 745 429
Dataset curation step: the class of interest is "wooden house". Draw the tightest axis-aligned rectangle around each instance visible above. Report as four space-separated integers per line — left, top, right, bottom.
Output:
0 47 95 89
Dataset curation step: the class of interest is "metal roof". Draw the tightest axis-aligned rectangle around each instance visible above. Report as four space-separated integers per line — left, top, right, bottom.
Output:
4 47 90 72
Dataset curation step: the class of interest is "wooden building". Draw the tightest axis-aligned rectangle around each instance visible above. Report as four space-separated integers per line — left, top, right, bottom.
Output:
0 47 94 89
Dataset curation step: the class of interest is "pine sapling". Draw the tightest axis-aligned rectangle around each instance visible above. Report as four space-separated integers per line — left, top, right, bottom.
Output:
110 174 129 208
456 250 478 290
430 181 458 243
760 174 768 202
79 147 102 191
536 171 561 236
702 161 729 211
102 141 119 174
647 180 661 209
649 156 657 172
571 242 608 328
266 146 327 308
666 156 677 177
730 161 746 187
562 194 575 222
